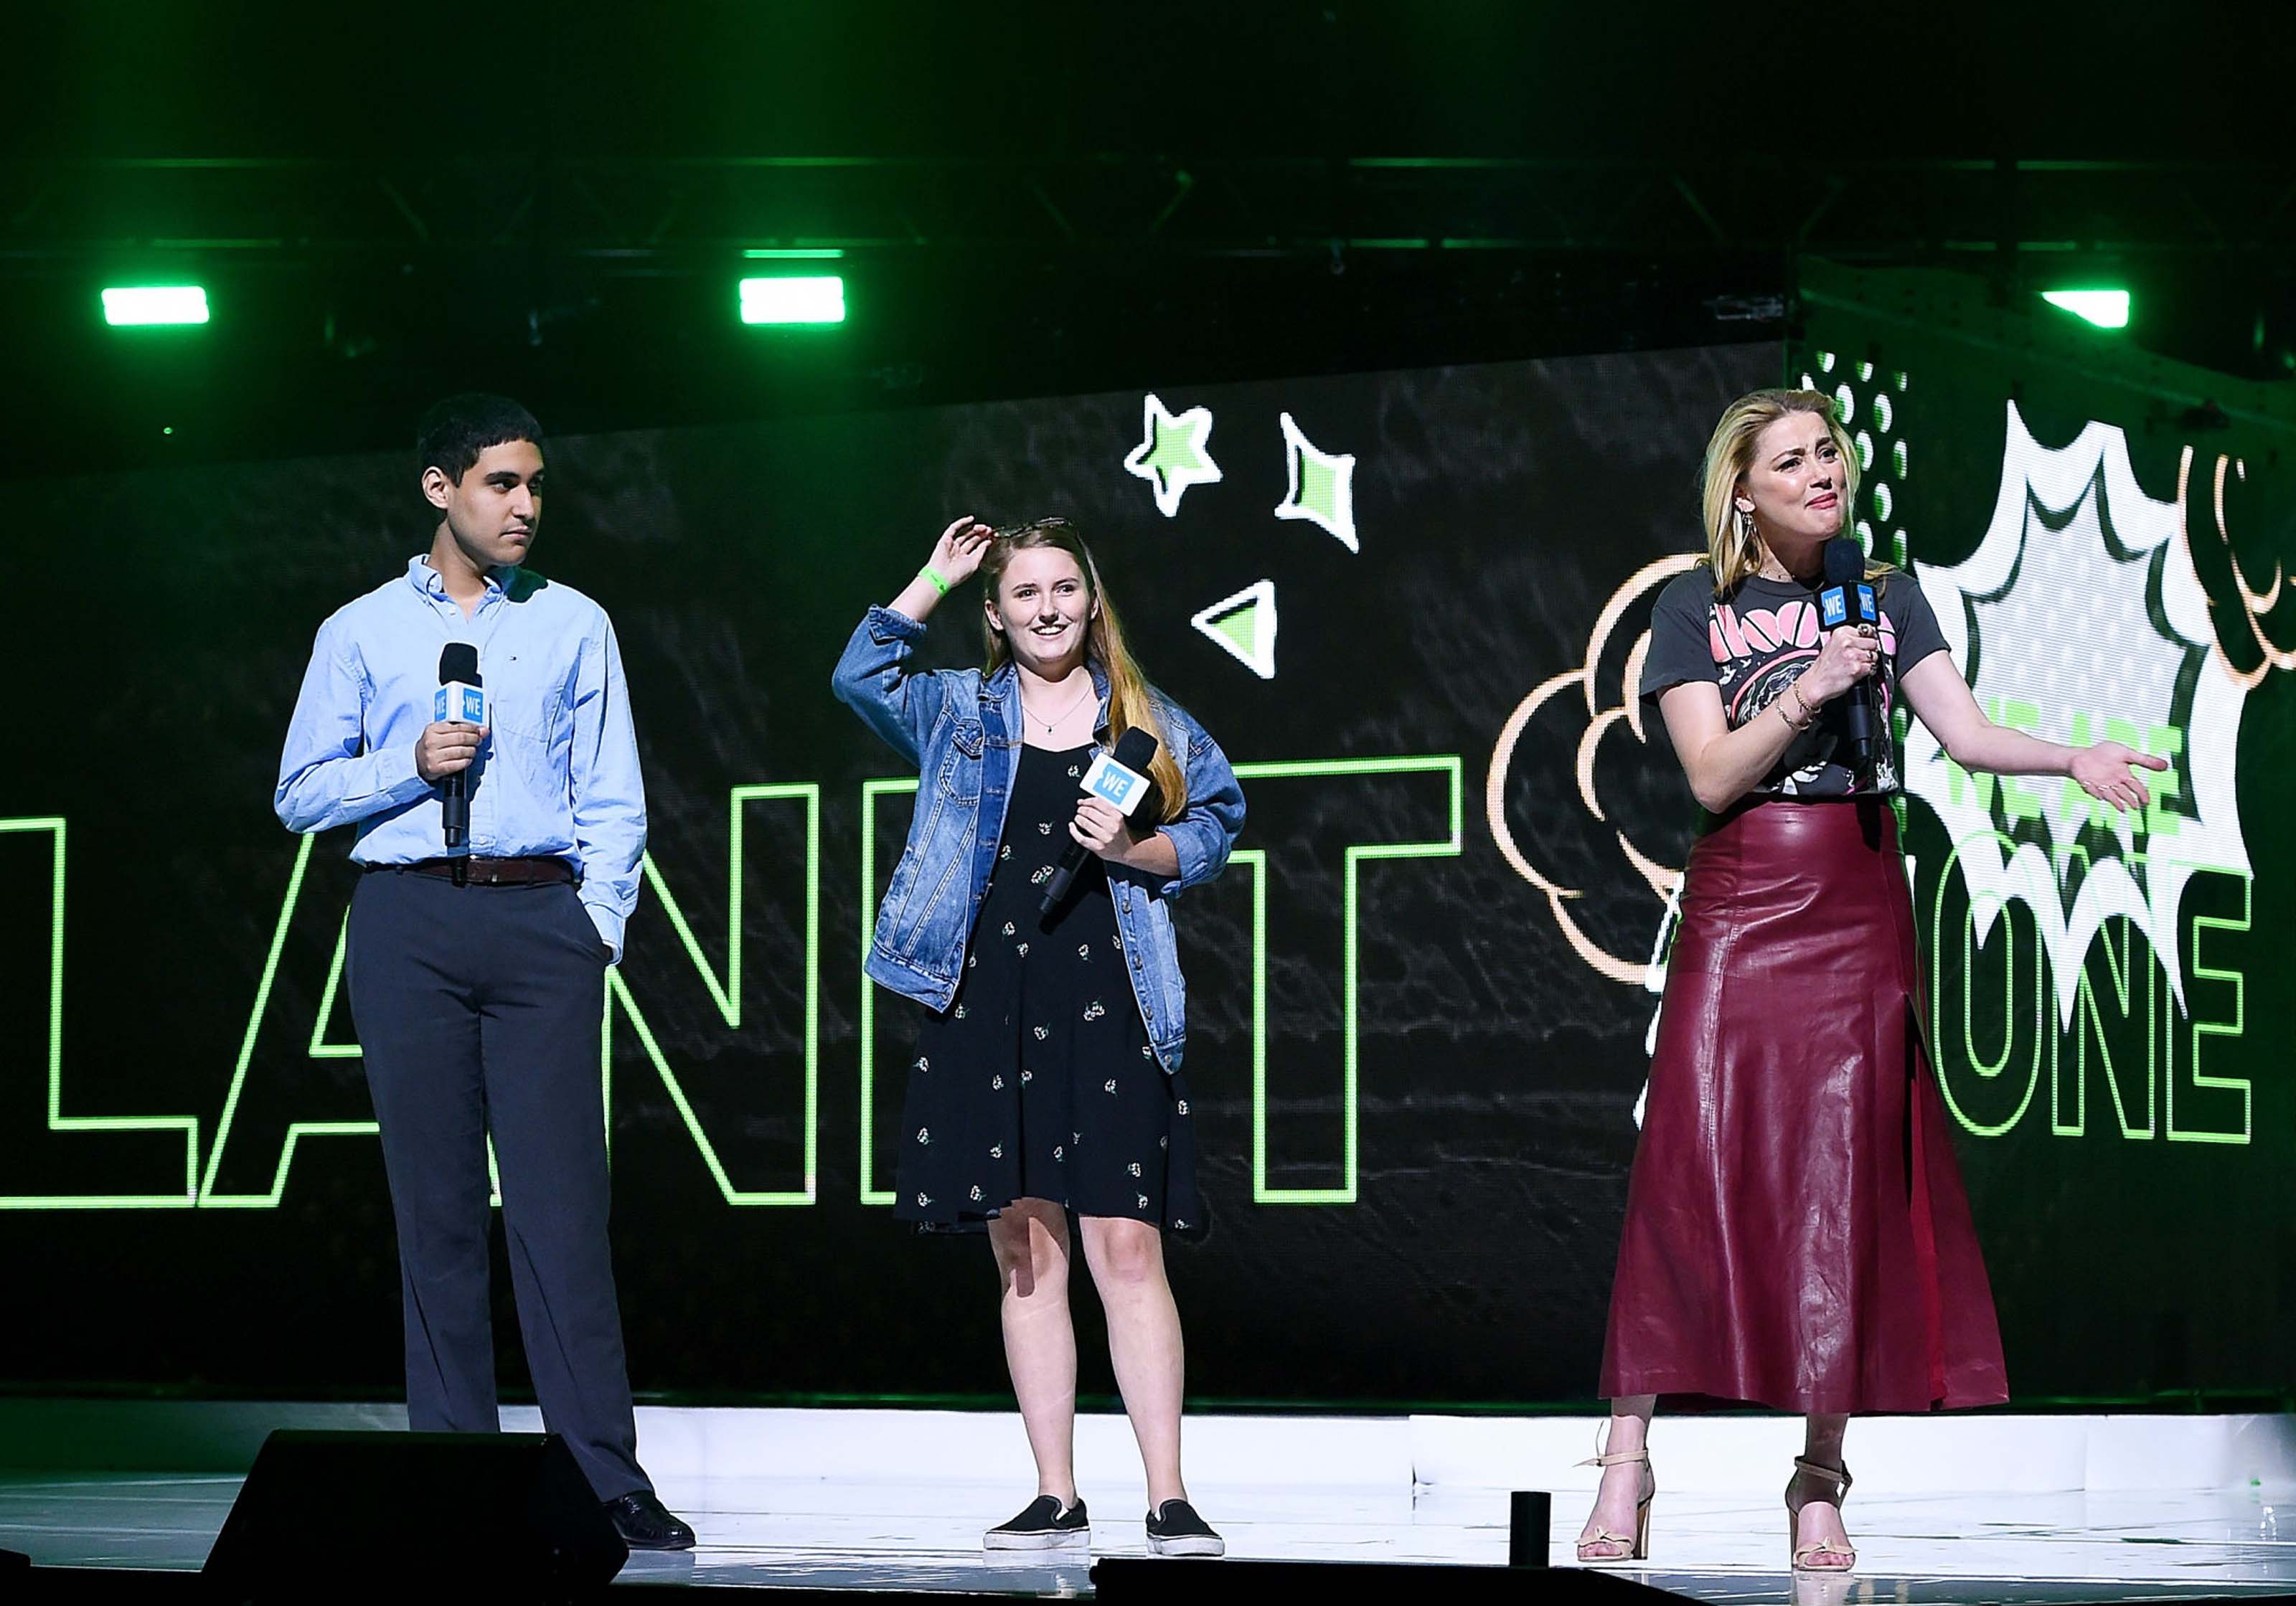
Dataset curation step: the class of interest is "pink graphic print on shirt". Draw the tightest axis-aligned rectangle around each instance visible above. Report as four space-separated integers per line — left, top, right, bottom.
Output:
1704 595 1903 795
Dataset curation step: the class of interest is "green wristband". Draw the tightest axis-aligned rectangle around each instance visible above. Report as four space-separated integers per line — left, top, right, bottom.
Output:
918 566 951 597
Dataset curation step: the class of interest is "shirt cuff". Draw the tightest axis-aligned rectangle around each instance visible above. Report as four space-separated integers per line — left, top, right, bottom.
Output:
867 603 931 641
377 736 433 807
580 899 626 965
1154 823 1208 897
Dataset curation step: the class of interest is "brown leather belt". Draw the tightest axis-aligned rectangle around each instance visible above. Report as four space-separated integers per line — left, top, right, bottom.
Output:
387 856 577 887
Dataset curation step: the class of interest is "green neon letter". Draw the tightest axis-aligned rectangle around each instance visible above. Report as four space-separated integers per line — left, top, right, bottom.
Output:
856 758 1462 1207
2169 870 2250 1145
0 818 200 1209
1929 829 2045 1138
2050 907 2154 1140
607 785 820 1204
1231 758 1463 1205
207 788 820 1207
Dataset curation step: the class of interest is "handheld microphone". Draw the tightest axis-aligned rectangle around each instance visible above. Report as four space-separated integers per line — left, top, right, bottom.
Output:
1040 727 1161 915
436 643 486 851
1817 536 1878 767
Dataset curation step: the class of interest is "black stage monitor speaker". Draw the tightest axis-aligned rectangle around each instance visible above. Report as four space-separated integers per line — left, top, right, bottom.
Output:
202 1430 626 1600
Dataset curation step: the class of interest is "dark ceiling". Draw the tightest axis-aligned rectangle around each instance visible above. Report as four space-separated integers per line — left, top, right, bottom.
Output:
6 1 2292 478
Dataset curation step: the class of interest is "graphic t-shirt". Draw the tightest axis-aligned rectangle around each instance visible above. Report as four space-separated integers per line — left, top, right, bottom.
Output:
1639 563 1948 798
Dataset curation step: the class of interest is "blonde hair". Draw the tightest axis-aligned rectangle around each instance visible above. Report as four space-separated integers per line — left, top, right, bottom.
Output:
1698 388 1887 593
982 521 1189 823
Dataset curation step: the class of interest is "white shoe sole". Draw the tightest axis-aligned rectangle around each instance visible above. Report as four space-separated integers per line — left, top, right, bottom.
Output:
1147 1534 1226 1557
984 1528 1091 1551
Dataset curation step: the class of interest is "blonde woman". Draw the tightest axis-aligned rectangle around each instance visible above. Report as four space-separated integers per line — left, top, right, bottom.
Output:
832 516 1246 1559
1576 391 2165 1572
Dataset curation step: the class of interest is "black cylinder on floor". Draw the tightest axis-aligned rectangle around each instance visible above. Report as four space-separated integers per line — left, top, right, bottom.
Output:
1509 1489 1551 1567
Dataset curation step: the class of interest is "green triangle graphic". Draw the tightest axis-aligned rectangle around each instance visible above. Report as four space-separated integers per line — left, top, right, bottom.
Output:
1211 601 1260 658
1190 579 1279 679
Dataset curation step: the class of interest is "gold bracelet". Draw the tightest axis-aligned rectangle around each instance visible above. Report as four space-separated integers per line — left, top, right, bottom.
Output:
1782 684 1816 732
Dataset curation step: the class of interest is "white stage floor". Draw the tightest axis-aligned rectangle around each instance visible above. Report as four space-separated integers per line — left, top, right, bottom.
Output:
4 1407 2295 1601
9 1473 2296 1600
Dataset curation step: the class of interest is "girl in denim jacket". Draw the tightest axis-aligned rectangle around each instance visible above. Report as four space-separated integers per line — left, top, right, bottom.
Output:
832 516 1244 1558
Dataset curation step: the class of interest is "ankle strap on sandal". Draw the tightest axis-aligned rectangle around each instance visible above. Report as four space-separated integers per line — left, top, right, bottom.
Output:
1580 1422 1652 1471
1576 1448 1650 1468
1789 1457 1852 1495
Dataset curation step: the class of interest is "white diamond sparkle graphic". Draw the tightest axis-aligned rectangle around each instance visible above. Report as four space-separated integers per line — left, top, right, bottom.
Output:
1274 411 1358 552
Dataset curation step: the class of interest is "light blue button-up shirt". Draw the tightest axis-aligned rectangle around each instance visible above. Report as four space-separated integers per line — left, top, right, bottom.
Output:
275 556 646 960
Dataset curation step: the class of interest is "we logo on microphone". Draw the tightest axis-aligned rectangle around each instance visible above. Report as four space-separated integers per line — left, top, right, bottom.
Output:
1082 752 1149 814
1819 585 1876 630
434 684 487 725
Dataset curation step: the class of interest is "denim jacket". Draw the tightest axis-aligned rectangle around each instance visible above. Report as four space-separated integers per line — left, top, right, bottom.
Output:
832 605 1245 1071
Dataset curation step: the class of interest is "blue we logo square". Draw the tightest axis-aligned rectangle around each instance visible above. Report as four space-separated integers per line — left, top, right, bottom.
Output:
434 683 486 724
1088 765 1142 810
1820 589 1848 628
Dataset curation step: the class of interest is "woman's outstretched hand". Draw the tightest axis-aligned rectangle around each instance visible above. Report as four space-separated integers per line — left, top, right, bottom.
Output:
926 516 996 590
2069 740 2170 813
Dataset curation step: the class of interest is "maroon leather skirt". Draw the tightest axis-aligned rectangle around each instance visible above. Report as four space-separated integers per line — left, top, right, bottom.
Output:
1598 798 2009 1414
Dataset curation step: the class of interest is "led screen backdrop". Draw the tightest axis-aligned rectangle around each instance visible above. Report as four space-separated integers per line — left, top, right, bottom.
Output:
1 322 2288 1407
1796 271 2296 1402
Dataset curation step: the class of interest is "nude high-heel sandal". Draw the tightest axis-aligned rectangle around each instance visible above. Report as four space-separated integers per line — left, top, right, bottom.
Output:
1784 1456 1856 1574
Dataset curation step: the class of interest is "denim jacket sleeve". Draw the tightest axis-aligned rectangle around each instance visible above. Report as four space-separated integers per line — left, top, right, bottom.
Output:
830 605 951 769
1152 709 1246 898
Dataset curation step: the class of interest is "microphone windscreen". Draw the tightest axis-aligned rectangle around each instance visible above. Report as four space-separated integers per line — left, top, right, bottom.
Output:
1110 727 1160 772
439 642 480 686
1822 535 1866 590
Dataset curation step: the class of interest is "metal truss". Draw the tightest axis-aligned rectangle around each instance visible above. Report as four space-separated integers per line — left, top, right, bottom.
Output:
4 156 2291 273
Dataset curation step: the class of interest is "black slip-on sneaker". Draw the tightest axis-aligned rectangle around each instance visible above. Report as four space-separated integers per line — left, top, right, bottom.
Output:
984 1494 1090 1551
1145 1498 1225 1557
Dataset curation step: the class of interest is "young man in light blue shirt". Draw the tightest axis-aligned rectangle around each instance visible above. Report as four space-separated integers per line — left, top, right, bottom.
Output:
276 394 691 1550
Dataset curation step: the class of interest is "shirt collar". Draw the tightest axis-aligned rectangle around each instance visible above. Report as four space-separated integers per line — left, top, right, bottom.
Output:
985 659 1109 698
406 554 519 600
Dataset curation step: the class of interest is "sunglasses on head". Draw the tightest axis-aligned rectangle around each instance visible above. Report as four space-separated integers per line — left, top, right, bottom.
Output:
994 516 1075 539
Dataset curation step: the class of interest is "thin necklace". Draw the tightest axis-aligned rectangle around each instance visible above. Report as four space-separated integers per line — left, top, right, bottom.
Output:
1756 548 1815 585
1020 676 1093 734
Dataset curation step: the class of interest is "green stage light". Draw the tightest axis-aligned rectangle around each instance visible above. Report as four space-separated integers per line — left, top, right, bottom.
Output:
101 285 210 326
739 275 844 325
2041 288 2130 329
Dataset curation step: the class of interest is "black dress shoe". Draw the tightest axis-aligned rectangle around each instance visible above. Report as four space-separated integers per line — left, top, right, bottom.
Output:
604 1490 696 1550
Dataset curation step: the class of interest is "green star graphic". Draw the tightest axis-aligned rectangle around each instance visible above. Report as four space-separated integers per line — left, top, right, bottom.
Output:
1123 392 1223 516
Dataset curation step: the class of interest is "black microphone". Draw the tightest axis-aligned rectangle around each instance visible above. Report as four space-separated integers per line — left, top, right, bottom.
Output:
1817 535 1878 767
1041 727 1162 915
436 643 484 851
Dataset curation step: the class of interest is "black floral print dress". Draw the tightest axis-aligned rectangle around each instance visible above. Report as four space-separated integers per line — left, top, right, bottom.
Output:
893 741 1203 1237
